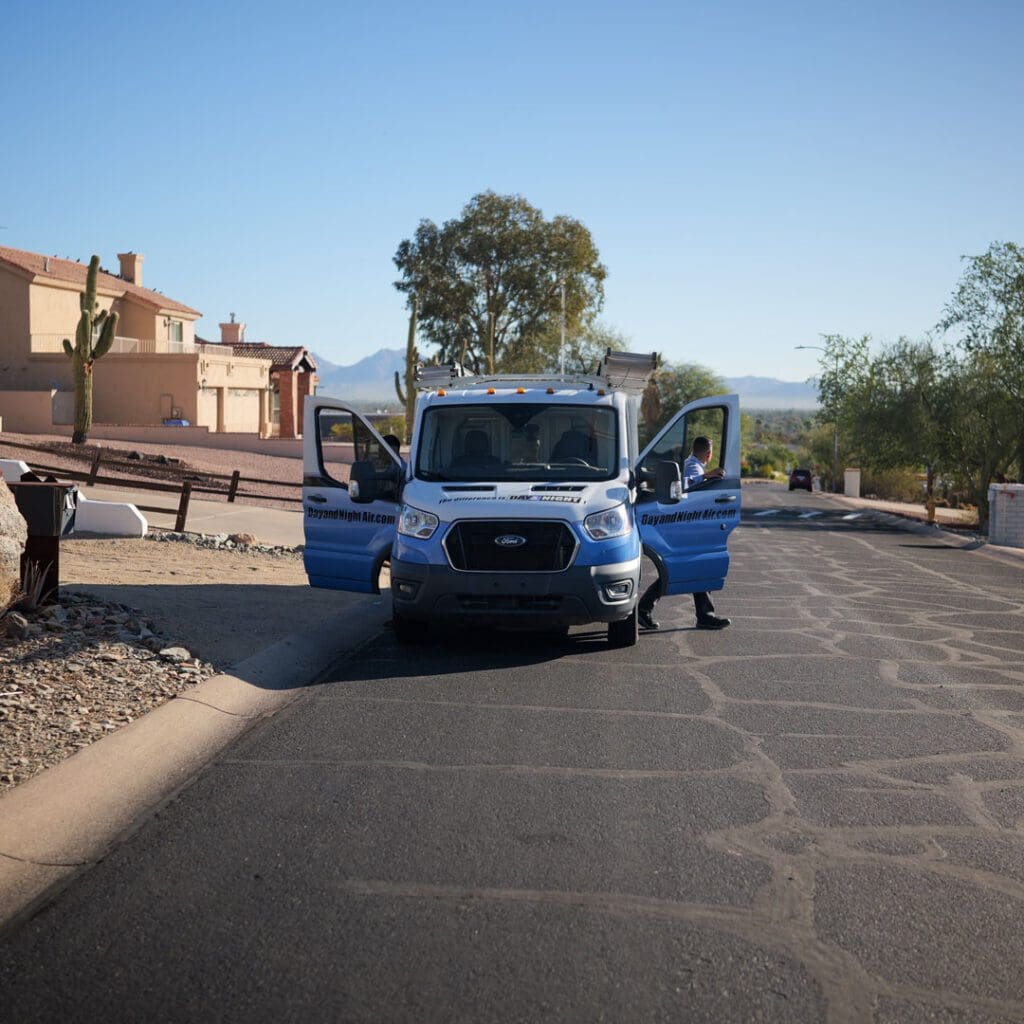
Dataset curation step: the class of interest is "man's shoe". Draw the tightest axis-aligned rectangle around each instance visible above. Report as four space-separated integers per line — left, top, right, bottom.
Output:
696 614 731 630
638 607 660 630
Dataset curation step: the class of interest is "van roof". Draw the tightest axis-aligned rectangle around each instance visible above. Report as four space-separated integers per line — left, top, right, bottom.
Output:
421 385 622 406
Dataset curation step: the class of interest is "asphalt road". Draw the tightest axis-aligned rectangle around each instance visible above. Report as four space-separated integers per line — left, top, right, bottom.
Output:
3 485 1024 1023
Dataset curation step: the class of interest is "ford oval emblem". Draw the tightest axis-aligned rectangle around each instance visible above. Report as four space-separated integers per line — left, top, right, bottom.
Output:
494 534 527 548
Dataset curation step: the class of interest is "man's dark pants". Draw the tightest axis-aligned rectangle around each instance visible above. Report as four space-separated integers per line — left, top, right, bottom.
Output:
638 579 716 622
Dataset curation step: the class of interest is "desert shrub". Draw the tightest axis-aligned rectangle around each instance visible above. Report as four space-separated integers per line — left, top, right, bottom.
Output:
744 443 790 478
327 415 407 444
859 467 924 503
374 415 408 442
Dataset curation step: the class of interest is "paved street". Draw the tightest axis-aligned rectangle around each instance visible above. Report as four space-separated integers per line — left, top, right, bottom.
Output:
2 485 1024 1022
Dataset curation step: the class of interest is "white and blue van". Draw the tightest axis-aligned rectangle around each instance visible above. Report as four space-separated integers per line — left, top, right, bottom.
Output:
302 353 740 647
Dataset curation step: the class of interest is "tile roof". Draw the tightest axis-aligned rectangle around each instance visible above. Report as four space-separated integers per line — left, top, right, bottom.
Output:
201 341 317 371
0 245 201 316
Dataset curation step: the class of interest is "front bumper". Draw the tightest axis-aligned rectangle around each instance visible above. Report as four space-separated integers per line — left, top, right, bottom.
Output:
390 556 641 627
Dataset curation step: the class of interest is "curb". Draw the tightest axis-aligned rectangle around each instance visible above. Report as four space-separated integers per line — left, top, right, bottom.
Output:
0 594 390 932
838 502 1024 569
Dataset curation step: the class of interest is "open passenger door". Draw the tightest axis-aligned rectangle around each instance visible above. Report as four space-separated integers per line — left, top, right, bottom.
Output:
302 398 405 593
635 394 741 596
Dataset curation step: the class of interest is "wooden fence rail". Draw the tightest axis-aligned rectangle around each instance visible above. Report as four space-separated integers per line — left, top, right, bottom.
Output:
0 439 305 532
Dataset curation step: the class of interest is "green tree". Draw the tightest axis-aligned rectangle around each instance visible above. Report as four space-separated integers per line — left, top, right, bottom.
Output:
63 256 118 445
939 241 1024 477
808 334 871 490
840 338 940 489
393 191 607 372
833 336 1017 526
504 320 629 374
929 348 1018 527
650 362 726 429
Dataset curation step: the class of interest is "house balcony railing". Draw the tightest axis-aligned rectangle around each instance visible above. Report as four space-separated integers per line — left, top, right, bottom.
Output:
29 334 220 355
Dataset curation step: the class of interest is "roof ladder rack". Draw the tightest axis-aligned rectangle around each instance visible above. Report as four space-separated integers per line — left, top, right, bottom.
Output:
414 350 659 394
595 350 659 394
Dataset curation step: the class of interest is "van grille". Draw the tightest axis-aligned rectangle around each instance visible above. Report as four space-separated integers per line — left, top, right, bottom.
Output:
444 520 577 572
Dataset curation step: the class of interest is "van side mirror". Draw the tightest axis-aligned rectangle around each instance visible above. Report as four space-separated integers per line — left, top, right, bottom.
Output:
655 460 683 504
349 460 378 503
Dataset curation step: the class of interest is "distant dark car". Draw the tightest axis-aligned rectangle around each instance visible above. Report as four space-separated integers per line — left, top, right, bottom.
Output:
789 468 813 492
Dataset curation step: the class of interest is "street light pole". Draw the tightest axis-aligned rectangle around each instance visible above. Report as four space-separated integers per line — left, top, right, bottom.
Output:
796 344 841 493
559 280 566 375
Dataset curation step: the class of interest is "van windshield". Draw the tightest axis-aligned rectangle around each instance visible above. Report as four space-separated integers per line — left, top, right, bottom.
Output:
416 403 619 482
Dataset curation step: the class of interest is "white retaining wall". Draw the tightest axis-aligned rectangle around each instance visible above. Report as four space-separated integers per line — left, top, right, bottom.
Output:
2 458 146 537
988 484 1024 549
0 459 31 482
73 494 147 538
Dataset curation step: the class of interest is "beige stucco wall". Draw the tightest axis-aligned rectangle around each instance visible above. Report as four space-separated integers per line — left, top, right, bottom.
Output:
7 353 74 391
195 387 218 427
91 354 200 425
6 349 230 428
199 351 269 389
114 299 158 342
168 314 196 346
25 279 196 348
0 389 56 431
192 352 270 431
223 389 260 432
94 297 197 346
0 268 31 373
2 314 265 431
28 279 117 335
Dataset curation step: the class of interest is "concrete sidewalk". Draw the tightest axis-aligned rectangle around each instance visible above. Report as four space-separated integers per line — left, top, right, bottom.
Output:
826 491 976 529
81 484 304 548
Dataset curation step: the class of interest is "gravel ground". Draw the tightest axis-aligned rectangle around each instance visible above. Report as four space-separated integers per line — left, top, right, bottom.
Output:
0 594 215 790
0 534 369 793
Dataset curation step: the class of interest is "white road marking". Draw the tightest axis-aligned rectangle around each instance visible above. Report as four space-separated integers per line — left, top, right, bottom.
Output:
753 509 781 517
841 512 862 520
798 511 822 519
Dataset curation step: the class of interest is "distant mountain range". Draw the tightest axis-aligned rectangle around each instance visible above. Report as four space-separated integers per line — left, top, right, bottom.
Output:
312 349 819 410
721 375 818 409
312 348 406 406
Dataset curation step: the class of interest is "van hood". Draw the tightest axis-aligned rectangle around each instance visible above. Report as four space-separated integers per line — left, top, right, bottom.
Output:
401 479 631 524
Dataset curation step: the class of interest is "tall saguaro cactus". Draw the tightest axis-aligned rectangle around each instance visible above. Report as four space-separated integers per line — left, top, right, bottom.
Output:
393 294 418 442
63 255 118 444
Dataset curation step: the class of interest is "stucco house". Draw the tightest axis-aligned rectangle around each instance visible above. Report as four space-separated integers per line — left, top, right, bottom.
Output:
0 246 275 435
201 318 318 438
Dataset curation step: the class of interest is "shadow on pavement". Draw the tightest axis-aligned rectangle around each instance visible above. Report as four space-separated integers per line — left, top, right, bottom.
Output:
60 582 365 673
321 623 657 683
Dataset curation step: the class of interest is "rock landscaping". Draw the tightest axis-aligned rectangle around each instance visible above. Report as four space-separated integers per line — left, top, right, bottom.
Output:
0 593 215 790
145 531 303 557
1 478 28 613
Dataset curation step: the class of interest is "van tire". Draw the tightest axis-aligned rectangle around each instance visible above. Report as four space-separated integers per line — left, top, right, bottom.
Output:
392 608 427 645
607 608 638 648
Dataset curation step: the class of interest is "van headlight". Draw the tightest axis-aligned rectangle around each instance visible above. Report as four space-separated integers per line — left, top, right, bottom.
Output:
583 503 630 540
397 505 439 539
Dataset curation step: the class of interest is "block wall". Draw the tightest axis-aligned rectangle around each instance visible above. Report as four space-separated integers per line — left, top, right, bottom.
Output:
988 485 1024 549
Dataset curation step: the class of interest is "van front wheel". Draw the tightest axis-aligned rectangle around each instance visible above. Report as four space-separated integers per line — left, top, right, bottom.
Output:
607 608 638 648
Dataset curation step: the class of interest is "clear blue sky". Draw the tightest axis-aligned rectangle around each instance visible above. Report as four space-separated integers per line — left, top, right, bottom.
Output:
3 0 1022 381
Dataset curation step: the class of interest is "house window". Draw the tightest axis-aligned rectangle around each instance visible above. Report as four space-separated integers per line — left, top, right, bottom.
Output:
168 320 183 343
